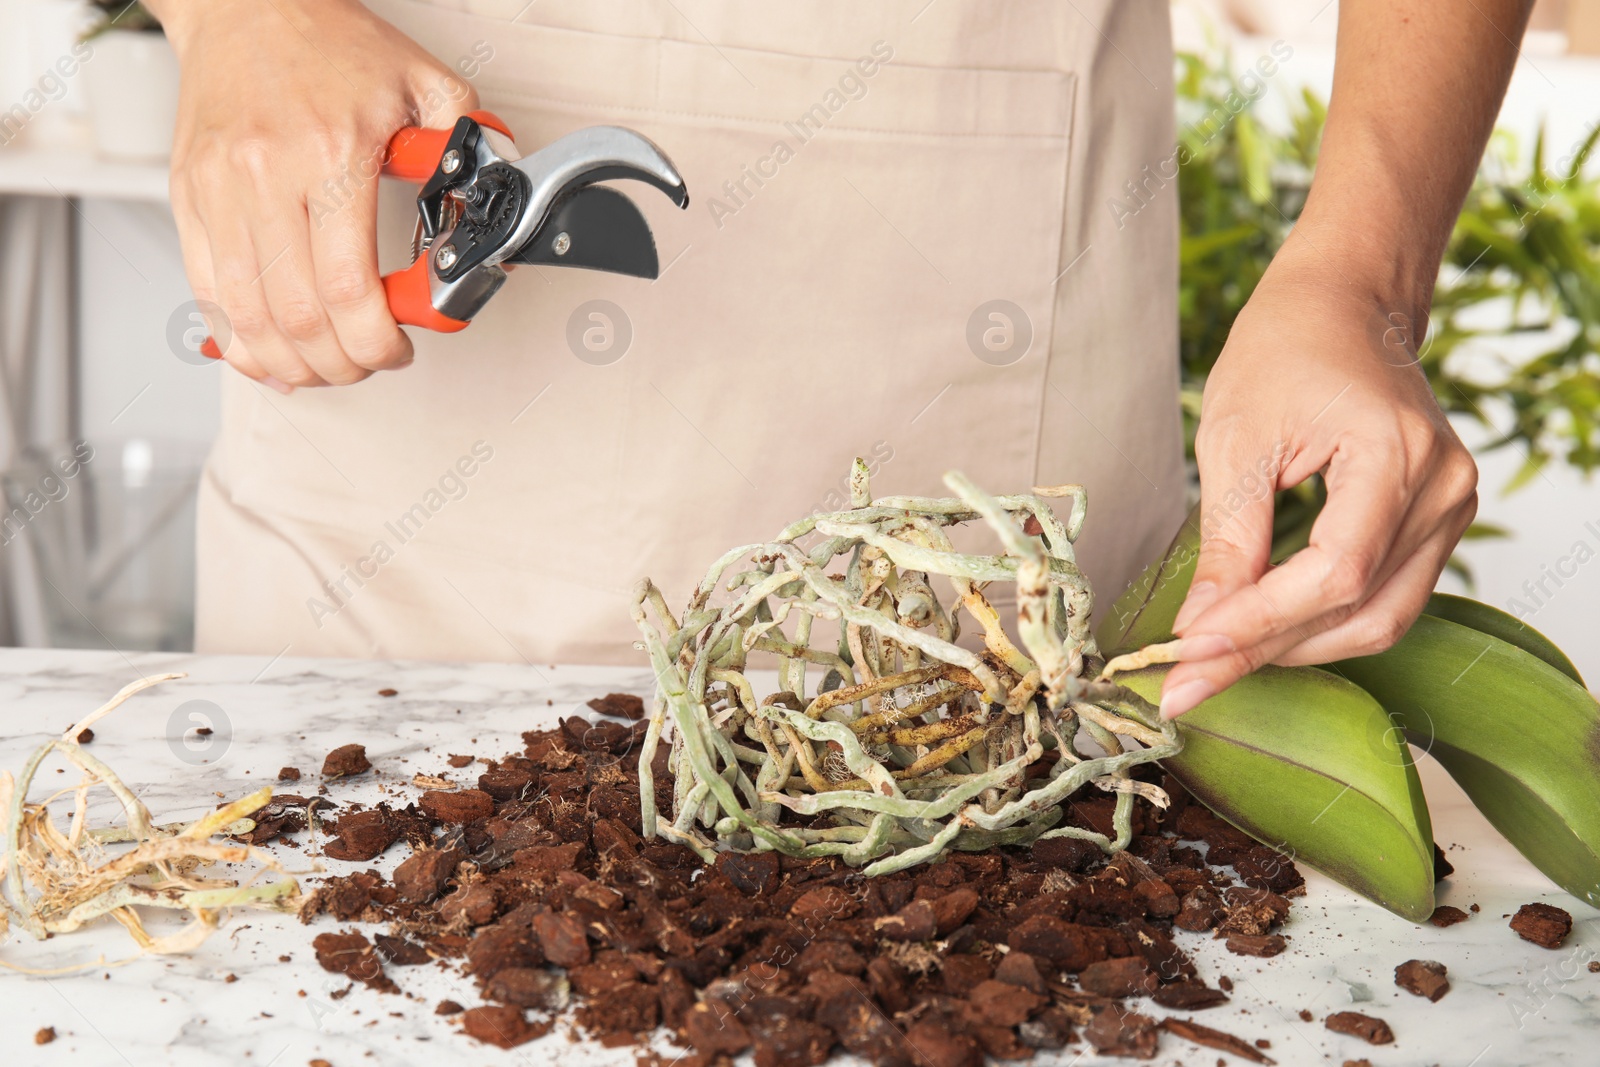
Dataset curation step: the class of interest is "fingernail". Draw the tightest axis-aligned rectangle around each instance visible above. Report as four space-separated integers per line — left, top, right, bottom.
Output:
263 376 295 395
1172 581 1216 632
1179 633 1235 661
1160 679 1214 720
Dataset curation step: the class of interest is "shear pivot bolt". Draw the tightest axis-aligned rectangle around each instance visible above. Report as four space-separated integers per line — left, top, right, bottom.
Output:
552 232 571 256
436 244 458 270
441 149 461 175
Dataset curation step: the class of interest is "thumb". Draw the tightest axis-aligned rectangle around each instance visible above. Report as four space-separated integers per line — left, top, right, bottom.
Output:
1172 434 1284 637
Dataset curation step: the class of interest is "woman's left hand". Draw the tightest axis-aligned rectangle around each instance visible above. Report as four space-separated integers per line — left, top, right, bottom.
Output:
1159 252 1479 720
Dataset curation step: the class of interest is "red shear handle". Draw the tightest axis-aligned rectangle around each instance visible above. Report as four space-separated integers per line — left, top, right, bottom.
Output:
383 109 513 182
374 109 513 331
381 257 469 332
201 254 473 357
202 258 467 354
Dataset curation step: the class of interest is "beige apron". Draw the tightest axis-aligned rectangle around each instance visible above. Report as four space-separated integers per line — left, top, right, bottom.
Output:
196 0 1185 665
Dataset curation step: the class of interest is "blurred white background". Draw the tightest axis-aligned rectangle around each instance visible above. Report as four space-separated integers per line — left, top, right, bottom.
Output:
0 0 1598 670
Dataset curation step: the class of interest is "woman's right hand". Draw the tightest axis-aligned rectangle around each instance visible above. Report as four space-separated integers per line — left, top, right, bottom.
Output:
150 0 481 390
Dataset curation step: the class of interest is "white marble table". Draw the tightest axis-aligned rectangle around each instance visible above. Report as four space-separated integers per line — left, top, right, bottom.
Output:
0 648 1594 1067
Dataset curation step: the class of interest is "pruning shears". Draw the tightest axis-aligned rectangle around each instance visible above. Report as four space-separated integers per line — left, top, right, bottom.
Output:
201 111 688 356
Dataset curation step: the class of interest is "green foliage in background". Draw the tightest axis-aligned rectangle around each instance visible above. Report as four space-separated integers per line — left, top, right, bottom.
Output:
83 2 161 40
1175 50 1322 454
1176 48 1600 563
1437 125 1600 492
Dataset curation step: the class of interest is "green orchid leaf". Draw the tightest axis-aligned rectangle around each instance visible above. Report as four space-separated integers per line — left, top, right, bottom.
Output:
1117 665 1437 922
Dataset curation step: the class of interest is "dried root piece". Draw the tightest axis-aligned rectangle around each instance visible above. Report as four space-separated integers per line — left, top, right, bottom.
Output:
631 464 1181 874
0 674 299 966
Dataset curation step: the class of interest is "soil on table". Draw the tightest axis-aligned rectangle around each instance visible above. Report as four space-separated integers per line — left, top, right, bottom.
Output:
1509 902 1572 948
291 706 1328 1063
322 744 372 778
1323 1011 1395 1046
588 693 647 721
1394 959 1450 1002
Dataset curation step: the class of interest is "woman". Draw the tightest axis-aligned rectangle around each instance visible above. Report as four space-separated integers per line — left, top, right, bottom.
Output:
147 0 1513 718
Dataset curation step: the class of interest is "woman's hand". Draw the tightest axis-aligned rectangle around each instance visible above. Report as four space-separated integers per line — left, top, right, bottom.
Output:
1159 250 1478 719
152 0 479 390
1155 0 1535 718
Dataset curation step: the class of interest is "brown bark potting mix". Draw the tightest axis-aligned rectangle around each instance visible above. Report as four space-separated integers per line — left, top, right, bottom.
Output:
292 706 1315 1064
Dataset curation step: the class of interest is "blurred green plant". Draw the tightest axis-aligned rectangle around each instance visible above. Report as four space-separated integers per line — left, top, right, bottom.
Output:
1176 48 1600 576
1175 50 1321 454
1434 124 1600 492
83 2 161 41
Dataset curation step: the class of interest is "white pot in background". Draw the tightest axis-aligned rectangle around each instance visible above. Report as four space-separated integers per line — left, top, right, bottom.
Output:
81 29 179 162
